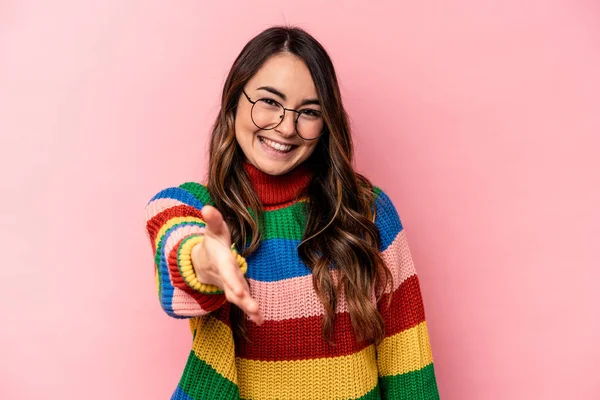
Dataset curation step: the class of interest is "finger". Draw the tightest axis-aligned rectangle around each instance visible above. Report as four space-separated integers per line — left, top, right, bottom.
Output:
219 258 247 297
201 205 228 237
225 288 263 324
220 275 256 311
244 298 264 325
232 286 264 324
240 293 259 314
219 264 242 295
224 287 251 313
251 311 265 326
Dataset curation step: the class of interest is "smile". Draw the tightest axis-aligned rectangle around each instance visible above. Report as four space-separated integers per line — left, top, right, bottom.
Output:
259 136 297 153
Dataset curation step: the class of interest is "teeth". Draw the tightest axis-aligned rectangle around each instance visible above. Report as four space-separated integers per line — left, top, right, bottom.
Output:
261 137 293 152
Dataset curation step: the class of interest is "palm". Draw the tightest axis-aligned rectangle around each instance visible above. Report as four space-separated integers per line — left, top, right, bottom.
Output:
196 205 264 325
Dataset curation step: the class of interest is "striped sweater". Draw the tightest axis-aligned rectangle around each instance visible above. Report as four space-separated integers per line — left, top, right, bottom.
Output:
144 162 439 400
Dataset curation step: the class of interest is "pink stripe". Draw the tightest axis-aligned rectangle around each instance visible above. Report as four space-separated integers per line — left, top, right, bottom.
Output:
171 286 211 316
163 225 205 259
145 198 185 220
248 230 416 321
380 230 417 294
248 272 343 321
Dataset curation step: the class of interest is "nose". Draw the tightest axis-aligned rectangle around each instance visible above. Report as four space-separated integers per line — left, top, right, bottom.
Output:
275 110 298 138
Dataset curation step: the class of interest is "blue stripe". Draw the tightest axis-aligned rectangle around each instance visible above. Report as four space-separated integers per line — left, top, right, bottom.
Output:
156 221 205 318
149 186 206 210
245 239 312 282
171 386 194 400
373 189 403 252
245 190 405 282
151 187 403 290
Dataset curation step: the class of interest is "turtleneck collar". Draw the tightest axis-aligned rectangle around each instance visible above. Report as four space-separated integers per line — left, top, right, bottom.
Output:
243 161 313 207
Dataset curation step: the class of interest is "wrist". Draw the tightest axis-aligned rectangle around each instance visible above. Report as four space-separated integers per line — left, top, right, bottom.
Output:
177 235 222 294
191 239 208 278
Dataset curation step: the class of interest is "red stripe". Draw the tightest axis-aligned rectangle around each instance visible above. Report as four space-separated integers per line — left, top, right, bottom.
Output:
379 274 426 338
235 311 371 361
212 302 232 327
234 275 426 361
146 204 204 246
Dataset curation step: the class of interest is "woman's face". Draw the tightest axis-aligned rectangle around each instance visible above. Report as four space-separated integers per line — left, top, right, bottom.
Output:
235 53 322 176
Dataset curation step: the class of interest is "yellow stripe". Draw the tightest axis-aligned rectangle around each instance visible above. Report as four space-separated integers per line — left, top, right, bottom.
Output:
177 235 216 292
188 317 200 335
236 346 378 400
377 321 434 376
189 314 429 397
154 216 205 250
191 316 238 384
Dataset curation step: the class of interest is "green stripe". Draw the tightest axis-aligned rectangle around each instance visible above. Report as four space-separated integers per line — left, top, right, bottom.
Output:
261 186 384 241
263 201 307 240
179 183 384 242
355 383 382 399
182 181 308 241
180 182 215 207
178 350 239 400
180 182 304 239
379 363 439 399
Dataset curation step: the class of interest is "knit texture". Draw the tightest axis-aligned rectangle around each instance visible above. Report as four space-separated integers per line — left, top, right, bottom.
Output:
144 162 440 400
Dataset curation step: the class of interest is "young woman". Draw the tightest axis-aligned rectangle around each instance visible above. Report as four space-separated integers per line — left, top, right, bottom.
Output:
145 26 439 400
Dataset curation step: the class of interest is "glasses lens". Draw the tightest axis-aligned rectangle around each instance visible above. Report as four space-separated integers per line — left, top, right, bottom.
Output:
296 111 324 140
251 98 325 140
252 99 284 130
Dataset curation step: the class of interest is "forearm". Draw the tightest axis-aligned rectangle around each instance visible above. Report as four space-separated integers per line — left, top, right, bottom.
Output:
146 186 227 318
154 223 228 318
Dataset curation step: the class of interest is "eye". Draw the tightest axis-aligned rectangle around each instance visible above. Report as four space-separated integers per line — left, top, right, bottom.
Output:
258 98 280 107
300 109 321 118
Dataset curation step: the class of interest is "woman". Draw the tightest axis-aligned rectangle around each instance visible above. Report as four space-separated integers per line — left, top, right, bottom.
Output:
145 26 439 400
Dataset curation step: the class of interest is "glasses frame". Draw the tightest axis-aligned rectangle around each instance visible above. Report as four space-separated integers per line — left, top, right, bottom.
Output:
242 90 324 141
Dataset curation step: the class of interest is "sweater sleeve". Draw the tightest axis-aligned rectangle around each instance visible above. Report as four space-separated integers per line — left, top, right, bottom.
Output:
373 188 440 399
144 182 247 319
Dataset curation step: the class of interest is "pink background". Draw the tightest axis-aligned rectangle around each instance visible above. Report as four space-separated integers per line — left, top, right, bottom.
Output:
1 1 599 399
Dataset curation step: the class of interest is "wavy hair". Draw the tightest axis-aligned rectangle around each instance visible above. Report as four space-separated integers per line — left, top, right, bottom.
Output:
206 26 393 345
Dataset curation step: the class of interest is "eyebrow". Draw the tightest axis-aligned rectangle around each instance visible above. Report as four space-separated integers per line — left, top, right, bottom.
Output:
256 86 320 107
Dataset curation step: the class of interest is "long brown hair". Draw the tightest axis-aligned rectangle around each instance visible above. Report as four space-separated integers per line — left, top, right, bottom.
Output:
206 26 393 345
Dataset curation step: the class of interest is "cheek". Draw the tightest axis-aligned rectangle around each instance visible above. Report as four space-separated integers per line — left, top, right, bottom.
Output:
235 100 254 128
237 113 259 138
235 113 256 144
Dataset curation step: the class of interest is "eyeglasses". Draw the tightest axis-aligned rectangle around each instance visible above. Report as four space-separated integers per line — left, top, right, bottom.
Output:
242 90 324 140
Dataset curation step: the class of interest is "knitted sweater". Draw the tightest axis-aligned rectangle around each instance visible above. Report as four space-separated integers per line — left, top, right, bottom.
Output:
144 162 439 400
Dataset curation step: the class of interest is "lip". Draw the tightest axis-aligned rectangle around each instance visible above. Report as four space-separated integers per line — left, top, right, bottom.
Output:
258 135 298 147
258 136 298 158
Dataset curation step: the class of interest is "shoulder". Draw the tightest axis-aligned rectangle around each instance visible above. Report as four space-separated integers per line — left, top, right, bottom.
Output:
371 185 405 252
146 181 215 210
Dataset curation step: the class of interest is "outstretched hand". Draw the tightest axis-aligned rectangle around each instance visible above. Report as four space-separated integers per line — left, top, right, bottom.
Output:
191 205 264 325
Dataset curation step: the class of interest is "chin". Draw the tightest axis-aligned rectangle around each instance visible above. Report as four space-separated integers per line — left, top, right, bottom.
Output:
255 160 295 176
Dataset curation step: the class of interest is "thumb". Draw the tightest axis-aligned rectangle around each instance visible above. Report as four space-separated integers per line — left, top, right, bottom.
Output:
201 205 228 237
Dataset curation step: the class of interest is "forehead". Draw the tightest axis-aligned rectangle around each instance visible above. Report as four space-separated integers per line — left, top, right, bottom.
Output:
248 53 317 100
